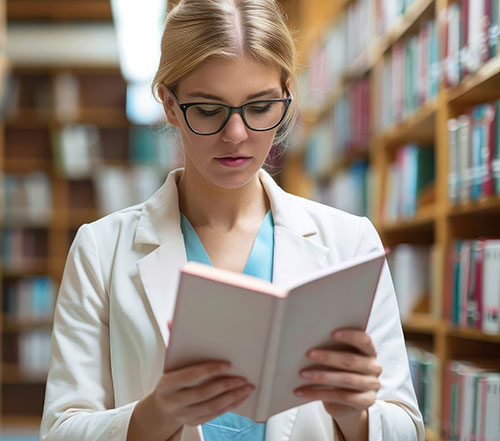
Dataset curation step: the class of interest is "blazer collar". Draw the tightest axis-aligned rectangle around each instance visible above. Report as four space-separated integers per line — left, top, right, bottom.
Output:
134 168 319 247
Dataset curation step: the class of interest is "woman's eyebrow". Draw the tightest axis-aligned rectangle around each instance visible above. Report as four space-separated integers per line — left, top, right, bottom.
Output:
185 88 282 101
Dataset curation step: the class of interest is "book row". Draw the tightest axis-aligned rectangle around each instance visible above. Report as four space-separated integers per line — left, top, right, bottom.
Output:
388 244 435 321
1 228 48 271
2 277 55 322
447 240 500 335
443 0 500 88
53 124 181 179
376 16 439 130
406 345 439 432
443 360 500 441
312 160 372 218
2 172 52 225
301 76 371 178
383 143 435 221
4 70 126 121
17 330 52 381
448 102 500 204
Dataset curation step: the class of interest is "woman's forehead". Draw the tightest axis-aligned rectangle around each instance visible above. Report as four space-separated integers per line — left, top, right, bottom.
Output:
177 55 282 99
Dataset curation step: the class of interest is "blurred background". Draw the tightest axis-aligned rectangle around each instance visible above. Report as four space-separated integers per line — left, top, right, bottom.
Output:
1 0 500 439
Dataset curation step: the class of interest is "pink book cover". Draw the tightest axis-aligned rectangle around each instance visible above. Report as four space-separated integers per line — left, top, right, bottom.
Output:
164 249 386 422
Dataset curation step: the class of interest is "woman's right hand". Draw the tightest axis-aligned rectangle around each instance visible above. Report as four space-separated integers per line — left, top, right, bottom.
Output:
127 360 255 441
155 359 255 428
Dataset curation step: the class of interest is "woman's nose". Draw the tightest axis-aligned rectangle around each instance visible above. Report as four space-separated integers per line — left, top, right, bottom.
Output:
221 112 249 144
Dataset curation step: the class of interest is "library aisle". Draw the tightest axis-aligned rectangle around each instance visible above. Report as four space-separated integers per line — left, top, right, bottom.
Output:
1 0 500 440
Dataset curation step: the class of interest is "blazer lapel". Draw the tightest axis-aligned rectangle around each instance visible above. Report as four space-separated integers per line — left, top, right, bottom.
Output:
135 169 187 347
259 170 330 440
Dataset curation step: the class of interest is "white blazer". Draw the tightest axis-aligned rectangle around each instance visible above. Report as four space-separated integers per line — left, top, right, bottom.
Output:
40 168 424 441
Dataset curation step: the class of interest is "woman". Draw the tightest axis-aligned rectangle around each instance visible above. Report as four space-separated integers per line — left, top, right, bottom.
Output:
40 0 424 440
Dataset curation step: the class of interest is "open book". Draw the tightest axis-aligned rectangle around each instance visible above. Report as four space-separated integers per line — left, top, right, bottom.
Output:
164 248 386 422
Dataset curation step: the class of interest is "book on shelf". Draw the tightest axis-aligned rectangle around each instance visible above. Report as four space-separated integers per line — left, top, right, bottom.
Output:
165 249 386 422
2 172 52 225
446 239 500 334
378 16 439 130
1 228 48 271
443 360 500 441
406 345 440 433
383 143 435 221
443 0 500 87
53 72 80 123
19 329 53 381
313 161 373 218
448 101 500 204
53 124 100 179
3 277 55 322
387 244 431 321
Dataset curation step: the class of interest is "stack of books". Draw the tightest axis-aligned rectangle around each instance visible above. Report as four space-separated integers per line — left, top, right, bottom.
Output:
448 102 500 203
446 240 500 334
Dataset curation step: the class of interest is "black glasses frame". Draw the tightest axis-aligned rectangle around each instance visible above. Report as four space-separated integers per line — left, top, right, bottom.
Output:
168 88 292 136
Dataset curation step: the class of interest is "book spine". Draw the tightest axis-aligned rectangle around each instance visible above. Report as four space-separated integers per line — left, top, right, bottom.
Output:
255 299 287 421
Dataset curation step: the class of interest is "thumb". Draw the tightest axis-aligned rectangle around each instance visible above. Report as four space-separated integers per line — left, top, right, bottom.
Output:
168 320 172 332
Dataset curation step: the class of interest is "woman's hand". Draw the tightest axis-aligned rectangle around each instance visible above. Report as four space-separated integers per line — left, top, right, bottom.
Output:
293 329 382 424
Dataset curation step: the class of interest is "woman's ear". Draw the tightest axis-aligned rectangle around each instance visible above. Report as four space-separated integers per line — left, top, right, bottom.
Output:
158 83 181 128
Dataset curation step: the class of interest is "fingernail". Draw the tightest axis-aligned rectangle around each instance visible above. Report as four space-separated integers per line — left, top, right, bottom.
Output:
294 390 304 397
333 331 344 339
300 371 314 379
308 350 319 358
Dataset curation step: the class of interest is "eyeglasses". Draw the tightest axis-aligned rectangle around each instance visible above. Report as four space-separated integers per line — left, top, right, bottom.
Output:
168 88 292 136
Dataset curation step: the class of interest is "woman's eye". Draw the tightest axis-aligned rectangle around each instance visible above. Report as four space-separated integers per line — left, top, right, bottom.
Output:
195 106 223 117
248 104 272 113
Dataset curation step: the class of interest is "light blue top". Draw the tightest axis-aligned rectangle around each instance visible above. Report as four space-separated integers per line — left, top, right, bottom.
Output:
180 210 274 441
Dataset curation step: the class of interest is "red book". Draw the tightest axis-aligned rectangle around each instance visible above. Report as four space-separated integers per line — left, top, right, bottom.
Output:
461 0 470 78
475 240 485 330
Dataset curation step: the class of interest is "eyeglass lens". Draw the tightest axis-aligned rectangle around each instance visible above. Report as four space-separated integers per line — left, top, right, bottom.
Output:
185 101 287 134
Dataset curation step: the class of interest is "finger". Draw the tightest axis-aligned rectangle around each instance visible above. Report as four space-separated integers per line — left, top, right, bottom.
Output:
306 349 382 376
178 384 255 424
294 387 377 412
331 329 377 357
298 370 381 392
168 320 173 332
163 361 231 391
189 394 251 426
174 376 250 408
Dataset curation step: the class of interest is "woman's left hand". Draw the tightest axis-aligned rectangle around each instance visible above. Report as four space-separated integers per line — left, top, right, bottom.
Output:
293 329 382 421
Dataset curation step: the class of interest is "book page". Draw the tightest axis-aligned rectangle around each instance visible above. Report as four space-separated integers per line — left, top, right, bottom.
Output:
164 271 278 419
265 253 385 418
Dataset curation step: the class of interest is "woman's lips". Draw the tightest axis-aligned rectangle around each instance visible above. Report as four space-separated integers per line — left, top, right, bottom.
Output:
214 156 252 167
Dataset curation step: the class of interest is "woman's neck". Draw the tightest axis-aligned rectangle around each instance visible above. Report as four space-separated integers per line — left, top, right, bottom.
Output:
177 167 270 232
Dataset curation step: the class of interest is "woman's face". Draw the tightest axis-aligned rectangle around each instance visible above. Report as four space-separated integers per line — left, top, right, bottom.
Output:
160 56 285 189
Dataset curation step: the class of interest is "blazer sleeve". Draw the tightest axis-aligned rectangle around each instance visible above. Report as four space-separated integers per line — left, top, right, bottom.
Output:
355 217 425 441
40 224 138 441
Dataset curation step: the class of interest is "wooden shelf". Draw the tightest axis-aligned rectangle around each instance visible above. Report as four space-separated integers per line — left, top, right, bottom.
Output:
448 55 500 106
7 0 113 21
447 196 500 217
1 363 47 385
378 206 435 235
3 158 53 172
2 260 49 278
6 107 129 128
376 100 437 147
403 314 440 335
2 317 53 333
447 326 500 344
425 427 441 441
0 415 42 429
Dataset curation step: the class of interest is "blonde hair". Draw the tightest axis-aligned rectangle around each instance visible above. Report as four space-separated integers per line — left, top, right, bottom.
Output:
152 0 298 146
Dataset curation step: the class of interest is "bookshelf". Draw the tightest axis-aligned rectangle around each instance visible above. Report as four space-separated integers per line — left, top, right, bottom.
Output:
281 0 500 439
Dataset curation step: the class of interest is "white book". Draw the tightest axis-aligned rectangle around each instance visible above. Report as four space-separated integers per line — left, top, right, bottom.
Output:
458 114 472 203
482 241 500 334
165 249 386 422
448 118 460 203
483 373 500 441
